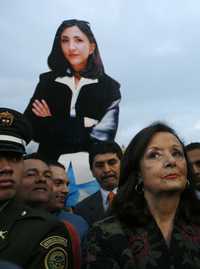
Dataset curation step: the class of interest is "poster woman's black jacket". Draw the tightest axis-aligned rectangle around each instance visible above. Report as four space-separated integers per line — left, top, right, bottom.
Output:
24 71 121 158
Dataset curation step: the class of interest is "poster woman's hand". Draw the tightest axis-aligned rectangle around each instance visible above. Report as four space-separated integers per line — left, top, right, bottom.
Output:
32 99 52 117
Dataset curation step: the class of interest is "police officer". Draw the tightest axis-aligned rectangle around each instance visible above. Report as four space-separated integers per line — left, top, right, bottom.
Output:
0 108 73 269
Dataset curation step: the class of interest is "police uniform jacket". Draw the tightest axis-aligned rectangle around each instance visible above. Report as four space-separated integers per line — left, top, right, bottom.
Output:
0 199 73 269
24 71 121 158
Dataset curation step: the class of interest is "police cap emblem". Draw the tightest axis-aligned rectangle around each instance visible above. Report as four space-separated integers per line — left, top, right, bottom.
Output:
0 111 14 127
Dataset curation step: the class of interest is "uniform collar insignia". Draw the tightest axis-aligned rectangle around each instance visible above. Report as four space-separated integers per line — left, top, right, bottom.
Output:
0 230 8 240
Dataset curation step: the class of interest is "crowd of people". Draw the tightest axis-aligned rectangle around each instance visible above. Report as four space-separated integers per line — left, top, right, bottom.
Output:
1 18 200 269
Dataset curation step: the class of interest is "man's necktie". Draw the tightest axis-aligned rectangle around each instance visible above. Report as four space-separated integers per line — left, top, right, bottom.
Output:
107 191 115 206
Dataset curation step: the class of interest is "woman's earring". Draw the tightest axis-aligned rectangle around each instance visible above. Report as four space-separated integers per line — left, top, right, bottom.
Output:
135 179 144 194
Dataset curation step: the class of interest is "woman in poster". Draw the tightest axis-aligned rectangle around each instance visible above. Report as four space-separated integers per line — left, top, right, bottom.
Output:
24 19 121 160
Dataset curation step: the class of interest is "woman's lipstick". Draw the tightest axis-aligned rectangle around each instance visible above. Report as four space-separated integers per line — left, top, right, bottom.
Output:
161 174 178 180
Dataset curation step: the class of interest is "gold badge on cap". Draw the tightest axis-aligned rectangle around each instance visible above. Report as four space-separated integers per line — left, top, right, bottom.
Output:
0 111 14 127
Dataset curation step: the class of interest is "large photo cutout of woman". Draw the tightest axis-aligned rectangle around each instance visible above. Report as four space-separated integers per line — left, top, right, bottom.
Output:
24 19 121 161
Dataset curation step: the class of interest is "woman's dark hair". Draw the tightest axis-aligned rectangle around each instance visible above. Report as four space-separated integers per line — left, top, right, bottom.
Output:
48 19 104 78
112 121 200 227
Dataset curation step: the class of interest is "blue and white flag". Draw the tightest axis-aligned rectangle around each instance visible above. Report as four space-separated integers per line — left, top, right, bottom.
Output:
65 162 99 207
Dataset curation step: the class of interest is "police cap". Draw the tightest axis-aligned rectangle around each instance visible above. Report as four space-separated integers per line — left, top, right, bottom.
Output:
0 107 32 154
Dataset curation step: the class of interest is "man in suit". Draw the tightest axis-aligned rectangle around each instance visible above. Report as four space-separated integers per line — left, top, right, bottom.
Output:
0 107 73 268
74 141 122 226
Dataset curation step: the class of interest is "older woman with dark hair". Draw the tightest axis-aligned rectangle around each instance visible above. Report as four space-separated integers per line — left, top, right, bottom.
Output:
82 122 200 269
24 19 121 160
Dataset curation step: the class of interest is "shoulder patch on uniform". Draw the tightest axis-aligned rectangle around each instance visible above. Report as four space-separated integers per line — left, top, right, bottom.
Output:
45 247 68 269
40 236 68 249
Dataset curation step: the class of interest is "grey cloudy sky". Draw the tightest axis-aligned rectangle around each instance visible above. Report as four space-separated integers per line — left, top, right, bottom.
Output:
1 0 200 148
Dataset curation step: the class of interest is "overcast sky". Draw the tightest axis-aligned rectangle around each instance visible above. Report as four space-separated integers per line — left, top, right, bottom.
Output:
1 0 200 149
